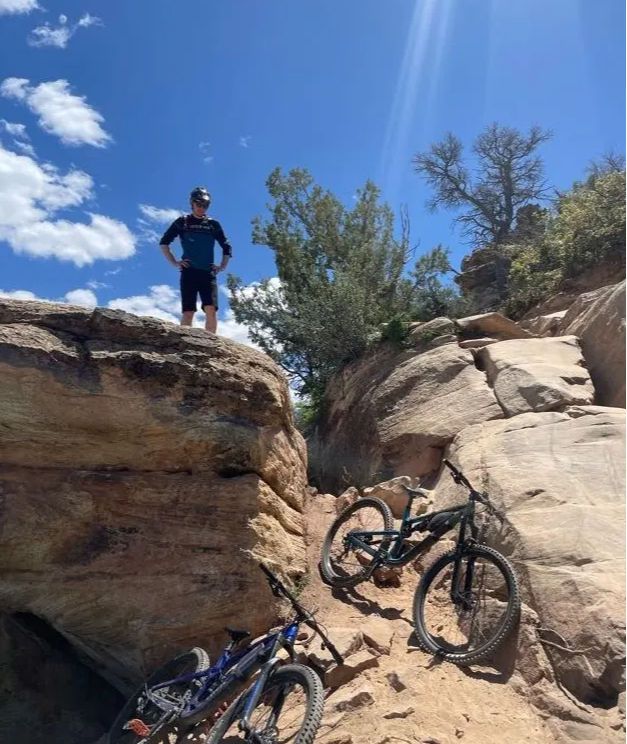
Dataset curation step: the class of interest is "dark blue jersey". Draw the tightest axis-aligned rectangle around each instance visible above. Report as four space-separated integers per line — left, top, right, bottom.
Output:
160 214 233 271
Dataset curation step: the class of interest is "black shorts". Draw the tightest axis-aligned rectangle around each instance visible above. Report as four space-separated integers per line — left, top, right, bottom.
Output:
180 267 218 313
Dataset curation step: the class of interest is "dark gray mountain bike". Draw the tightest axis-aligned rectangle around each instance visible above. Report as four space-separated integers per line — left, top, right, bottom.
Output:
321 459 520 665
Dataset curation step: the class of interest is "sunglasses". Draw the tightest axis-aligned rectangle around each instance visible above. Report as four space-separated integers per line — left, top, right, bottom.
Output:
192 200 209 209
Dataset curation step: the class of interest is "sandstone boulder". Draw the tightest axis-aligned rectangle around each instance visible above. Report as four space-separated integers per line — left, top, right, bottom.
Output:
438 406 626 705
523 310 568 337
478 336 594 416
0 300 307 693
458 337 499 350
408 317 457 346
558 280 626 408
320 344 503 487
363 476 431 519
456 312 534 340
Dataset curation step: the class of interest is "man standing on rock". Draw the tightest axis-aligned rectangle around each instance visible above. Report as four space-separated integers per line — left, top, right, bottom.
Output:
159 187 233 334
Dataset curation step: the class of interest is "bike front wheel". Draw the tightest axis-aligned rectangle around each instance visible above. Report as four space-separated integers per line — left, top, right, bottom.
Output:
413 544 520 665
205 664 324 744
107 647 209 744
320 497 394 587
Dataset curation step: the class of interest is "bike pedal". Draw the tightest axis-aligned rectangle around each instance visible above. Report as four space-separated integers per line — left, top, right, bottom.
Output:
124 719 151 737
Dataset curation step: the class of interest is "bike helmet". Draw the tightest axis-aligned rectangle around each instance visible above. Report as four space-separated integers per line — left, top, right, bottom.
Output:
190 186 211 207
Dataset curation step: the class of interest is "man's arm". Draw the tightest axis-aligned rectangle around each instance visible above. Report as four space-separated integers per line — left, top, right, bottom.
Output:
159 218 189 268
213 221 233 272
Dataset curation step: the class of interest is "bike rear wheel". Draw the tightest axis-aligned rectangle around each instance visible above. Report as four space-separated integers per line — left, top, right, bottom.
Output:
107 647 209 744
413 544 520 665
320 497 394 587
205 664 324 744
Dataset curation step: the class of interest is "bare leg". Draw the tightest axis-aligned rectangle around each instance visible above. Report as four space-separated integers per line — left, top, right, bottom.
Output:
181 311 194 327
204 305 217 334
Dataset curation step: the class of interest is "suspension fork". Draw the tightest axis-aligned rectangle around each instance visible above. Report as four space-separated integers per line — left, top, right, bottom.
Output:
450 506 478 608
238 656 283 735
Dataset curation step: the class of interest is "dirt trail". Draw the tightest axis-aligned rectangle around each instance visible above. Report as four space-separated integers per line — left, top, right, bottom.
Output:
297 494 555 744
177 491 621 744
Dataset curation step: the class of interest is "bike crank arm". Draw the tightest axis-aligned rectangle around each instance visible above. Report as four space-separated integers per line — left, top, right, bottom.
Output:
123 714 172 743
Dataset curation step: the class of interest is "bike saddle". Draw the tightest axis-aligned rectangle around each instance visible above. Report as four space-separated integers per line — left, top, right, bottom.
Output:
402 484 430 499
225 627 251 644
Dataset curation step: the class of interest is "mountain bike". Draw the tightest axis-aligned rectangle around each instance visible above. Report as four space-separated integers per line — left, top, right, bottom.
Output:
108 563 342 744
321 459 520 665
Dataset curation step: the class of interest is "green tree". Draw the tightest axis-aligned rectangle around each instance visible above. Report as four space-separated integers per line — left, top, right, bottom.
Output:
410 244 462 320
507 161 626 316
227 168 461 406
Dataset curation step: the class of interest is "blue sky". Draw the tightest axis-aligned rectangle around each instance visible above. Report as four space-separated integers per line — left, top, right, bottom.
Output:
0 0 624 342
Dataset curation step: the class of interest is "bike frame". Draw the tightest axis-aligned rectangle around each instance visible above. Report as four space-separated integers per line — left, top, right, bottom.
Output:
346 494 480 572
147 620 299 720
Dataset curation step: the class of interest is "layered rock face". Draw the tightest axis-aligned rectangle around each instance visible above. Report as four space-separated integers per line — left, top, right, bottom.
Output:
525 280 626 408
319 315 596 486
435 406 626 707
0 300 307 701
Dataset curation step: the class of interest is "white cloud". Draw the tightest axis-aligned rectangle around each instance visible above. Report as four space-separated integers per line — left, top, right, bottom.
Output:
0 288 41 300
136 205 181 243
12 140 36 157
77 12 100 28
8 214 135 265
0 286 98 307
28 12 102 49
28 20 71 49
219 306 259 347
198 141 213 164
239 135 252 148
1 77 111 147
87 280 108 290
0 0 40 15
0 142 136 266
64 288 97 308
138 204 182 223
108 284 181 323
0 119 28 138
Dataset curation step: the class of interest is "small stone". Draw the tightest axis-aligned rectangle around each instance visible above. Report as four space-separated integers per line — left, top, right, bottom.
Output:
386 671 407 692
319 712 346 730
335 487 360 514
330 684 375 713
322 734 353 744
362 619 394 655
325 648 380 688
455 728 465 739
307 628 363 669
383 705 415 719
373 565 403 586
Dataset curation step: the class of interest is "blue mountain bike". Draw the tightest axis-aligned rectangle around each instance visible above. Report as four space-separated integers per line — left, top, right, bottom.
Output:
108 564 342 744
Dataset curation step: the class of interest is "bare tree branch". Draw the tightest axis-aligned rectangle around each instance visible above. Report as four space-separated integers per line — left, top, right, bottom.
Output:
413 124 553 248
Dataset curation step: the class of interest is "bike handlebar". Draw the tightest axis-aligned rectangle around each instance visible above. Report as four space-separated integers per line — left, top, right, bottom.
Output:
259 563 344 666
443 458 476 491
